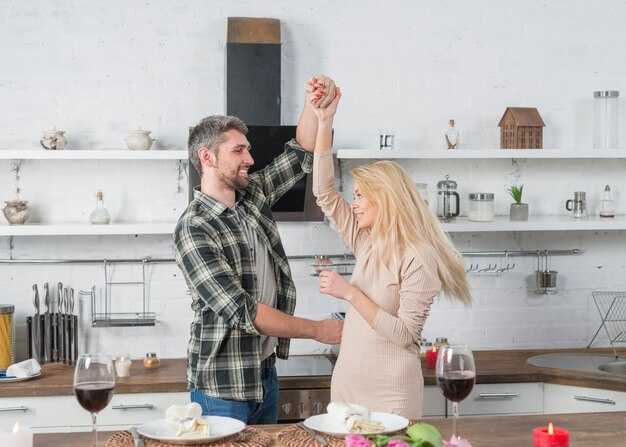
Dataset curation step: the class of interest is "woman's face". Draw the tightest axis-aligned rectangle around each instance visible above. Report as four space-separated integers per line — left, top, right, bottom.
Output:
352 184 378 230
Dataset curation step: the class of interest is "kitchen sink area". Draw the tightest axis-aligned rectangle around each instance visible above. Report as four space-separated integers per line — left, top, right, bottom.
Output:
527 352 626 376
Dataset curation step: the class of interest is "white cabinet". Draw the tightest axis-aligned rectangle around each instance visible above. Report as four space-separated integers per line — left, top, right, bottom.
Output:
0 396 72 433
451 382 544 416
71 391 188 431
544 383 626 414
422 385 446 417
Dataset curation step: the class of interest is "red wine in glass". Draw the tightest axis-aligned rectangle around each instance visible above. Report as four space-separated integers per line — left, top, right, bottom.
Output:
438 370 476 402
75 382 115 413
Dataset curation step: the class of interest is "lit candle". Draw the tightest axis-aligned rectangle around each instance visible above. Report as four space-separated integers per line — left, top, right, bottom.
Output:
426 346 438 369
0 422 33 447
533 422 569 447
114 355 132 378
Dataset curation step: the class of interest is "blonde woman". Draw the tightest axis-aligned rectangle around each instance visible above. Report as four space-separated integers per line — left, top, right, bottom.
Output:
309 86 471 419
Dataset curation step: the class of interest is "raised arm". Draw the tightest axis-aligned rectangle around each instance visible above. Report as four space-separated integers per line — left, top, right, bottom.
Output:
296 75 337 152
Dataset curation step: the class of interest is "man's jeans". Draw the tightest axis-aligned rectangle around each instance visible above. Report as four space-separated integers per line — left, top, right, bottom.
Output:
190 365 279 424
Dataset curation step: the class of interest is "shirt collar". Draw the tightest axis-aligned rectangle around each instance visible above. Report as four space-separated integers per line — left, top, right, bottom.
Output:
193 186 247 217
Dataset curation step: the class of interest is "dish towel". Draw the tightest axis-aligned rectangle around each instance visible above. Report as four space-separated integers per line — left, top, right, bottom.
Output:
1 359 41 378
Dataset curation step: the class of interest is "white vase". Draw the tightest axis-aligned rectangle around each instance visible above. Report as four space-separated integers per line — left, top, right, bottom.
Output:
125 129 155 150
40 129 68 150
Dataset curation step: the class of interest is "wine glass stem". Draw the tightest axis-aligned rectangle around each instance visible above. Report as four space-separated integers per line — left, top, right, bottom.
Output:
452 401 460 440
92 413 98 447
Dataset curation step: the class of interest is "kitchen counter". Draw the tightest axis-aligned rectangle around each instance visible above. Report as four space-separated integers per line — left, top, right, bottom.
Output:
34 411 626 447
3 347 626 398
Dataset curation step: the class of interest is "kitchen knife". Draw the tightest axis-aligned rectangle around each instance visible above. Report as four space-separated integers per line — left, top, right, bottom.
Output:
129 426 145 447
43 282 51 363
68 288 75 365
298 422 328 446
26 316 32 359
32 284 40 362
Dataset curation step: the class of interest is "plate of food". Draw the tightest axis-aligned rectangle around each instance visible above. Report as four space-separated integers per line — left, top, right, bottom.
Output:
303 402 409 436
137 416 246 445
0 371 41 383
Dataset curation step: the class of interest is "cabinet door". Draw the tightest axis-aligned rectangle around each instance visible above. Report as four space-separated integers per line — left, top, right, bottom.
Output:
422 385 446 417
544 383 626 414
0 396 71 432
449 383 544 416
71 392 189 430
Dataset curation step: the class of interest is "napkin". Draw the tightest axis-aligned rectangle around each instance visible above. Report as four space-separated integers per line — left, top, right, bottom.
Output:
5 359 41 378
165 403 210 437
327 402 384 433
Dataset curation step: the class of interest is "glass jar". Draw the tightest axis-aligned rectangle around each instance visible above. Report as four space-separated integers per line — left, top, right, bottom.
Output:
420 341 433 362
468 193 495 222
599 185 615 218
0 305 15 369
143 352 160 369
593 91 619 149
434 337 449 349
414 183 429 204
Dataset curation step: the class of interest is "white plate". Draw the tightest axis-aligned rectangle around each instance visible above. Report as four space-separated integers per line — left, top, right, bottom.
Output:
137 416 246 445
0 372 41 383
303 412 409 436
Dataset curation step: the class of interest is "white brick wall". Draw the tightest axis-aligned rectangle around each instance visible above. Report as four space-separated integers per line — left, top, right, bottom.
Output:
2 1 626 372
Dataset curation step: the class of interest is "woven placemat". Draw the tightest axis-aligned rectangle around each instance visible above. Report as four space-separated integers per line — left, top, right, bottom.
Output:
105 426 271 447
277 424 344 447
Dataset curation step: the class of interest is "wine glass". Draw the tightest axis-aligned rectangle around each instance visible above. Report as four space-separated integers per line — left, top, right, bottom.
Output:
74 353 116 447
435 345 476 441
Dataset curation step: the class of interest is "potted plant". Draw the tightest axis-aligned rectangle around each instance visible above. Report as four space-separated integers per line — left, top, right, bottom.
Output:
508 185 528 221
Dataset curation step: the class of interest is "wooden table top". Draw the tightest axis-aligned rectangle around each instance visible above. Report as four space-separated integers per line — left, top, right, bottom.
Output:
4 347 626 398
34 412 626 447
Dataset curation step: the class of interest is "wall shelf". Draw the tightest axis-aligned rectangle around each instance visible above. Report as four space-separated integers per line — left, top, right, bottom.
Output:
0 149 188 160
441 215 626 232
0 223 177 236
336 149 626 159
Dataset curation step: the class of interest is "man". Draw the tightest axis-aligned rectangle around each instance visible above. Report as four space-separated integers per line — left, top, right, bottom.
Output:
174 75 342 424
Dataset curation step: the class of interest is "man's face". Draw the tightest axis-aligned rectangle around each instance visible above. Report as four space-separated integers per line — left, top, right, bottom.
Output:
213 129 254 190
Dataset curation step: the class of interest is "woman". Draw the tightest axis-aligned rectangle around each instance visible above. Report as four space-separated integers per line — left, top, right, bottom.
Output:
309 85 471 419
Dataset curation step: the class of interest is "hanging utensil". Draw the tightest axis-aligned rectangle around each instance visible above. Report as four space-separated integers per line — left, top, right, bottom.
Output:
43 282 51 363
68 288 76 365
32 284 40 362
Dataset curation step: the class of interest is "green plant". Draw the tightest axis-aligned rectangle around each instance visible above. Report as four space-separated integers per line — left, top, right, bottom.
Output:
507 185 524 204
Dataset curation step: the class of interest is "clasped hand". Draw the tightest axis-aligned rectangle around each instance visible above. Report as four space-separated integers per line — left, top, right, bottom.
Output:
318 270 352 301
305 75 341 119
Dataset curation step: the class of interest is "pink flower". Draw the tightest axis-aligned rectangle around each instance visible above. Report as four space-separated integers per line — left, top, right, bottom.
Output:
387 440 410 447
344 434 371 447
443 437 473 447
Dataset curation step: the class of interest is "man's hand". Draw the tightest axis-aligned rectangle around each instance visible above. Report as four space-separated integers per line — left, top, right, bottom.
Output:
313 319 343 344
304 75 337 109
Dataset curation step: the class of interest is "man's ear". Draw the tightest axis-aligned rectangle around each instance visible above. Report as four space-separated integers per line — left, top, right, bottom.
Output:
198 147 216 168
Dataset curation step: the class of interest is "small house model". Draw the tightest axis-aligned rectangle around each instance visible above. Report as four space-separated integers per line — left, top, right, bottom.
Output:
498 107 545 149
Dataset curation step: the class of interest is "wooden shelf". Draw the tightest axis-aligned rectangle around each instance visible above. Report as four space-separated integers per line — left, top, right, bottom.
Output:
0 149 188 160
441 215 626 232
336 149 626 159
0 223 177 236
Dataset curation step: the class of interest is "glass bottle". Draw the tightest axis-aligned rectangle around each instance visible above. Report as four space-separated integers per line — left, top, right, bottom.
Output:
444 119 460 149
89 191 111 224
599 185 615 218
593 91 619 149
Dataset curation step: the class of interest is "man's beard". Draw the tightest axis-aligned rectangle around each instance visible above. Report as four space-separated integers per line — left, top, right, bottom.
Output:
217 168 249 190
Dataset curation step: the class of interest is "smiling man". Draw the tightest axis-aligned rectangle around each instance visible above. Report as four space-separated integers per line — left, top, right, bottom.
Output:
173 76 343 425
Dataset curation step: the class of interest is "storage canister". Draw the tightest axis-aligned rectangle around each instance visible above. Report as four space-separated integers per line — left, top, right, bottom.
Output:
468 193 495 221
593 91 619 149
0 304 15 369
415 183 429 204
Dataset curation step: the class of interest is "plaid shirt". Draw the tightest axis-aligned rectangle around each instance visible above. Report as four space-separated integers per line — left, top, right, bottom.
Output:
174 139 312 402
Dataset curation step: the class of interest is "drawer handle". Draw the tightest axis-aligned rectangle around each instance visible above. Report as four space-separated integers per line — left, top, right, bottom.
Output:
574 395 616 405
478 393 520 398
112 404 156 410
0 405 30 413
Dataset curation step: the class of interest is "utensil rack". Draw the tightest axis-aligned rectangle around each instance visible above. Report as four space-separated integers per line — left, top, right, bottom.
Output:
588 291 626 357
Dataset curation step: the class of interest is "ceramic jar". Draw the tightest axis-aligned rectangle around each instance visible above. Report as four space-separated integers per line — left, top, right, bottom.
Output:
40 129 68 150
2 200 32 225
125 129 155 150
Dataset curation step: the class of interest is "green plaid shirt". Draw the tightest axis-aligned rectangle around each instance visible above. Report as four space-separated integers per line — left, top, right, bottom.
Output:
174 139 312 402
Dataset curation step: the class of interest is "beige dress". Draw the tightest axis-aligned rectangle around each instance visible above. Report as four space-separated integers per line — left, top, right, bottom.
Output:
313 151 442 419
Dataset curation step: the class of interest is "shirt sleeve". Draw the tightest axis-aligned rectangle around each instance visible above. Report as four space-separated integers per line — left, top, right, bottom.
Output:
371 251 442 349
249 138 313 206
174 220 260 336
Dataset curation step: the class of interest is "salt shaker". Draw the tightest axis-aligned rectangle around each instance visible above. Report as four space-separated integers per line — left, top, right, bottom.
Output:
599 185 615 218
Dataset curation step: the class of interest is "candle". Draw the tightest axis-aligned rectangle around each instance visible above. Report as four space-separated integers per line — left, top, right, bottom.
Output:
0 422 33 447
114 355 132 378
426 346 438 369
533 422 569 447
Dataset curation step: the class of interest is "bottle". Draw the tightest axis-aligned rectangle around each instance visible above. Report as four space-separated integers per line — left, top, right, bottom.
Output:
144 352 160 369
444 119 459 149
89 191 111 224
599 185 615 218
593 91 619 149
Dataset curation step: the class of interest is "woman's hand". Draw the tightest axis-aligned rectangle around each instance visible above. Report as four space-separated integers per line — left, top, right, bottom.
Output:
318 270 353 300
304 75 336 109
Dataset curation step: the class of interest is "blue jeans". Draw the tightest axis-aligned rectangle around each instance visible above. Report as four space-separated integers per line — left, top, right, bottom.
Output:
190 365 279 424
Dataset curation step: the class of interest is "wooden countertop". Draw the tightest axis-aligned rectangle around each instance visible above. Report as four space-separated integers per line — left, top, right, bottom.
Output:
34 412 626 447
4 347 626 398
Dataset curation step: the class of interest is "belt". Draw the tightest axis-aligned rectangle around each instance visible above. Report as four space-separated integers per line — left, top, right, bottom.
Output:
261 353 276 370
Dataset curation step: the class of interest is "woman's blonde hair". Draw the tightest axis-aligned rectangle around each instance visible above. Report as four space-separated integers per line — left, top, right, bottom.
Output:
351 161 471 304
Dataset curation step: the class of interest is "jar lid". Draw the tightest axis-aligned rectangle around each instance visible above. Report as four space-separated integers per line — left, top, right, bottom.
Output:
146 352 158 358
594 91 619 98
436 337 448 342
0 304 14 314
437 175 457 189
422 341 432 347
469 193 494 200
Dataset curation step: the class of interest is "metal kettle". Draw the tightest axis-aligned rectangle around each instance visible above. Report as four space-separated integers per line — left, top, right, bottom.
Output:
437 175 460 221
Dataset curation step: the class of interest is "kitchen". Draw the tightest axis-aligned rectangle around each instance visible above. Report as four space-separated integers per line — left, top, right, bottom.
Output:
2 1 626 446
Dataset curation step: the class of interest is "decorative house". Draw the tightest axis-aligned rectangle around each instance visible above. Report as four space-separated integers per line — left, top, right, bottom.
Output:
498 107 545 149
